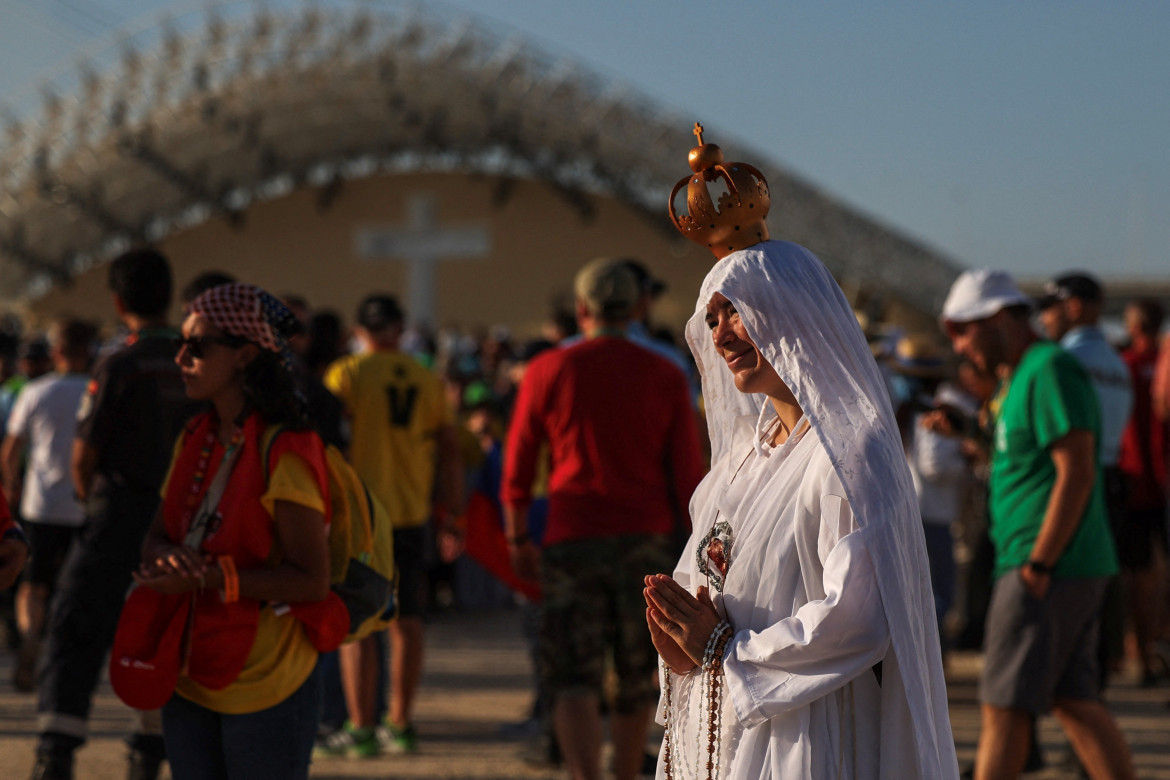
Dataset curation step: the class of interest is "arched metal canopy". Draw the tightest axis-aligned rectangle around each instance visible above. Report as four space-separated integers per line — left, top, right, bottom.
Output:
0 0 961 315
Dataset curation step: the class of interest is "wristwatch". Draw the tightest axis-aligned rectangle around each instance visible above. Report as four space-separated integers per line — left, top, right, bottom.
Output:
1025 559 1052 576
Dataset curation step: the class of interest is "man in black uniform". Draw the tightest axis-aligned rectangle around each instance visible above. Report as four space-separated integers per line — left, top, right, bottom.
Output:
32 248 200 780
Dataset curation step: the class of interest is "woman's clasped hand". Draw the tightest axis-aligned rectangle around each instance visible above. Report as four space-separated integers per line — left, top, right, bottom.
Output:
643 573 722 672
133 544 221 594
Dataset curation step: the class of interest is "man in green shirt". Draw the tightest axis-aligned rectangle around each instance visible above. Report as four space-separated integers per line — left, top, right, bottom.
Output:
941 269 1133 780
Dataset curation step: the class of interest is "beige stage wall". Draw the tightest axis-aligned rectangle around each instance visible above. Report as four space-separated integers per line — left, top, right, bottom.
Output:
25 172 717 340
24 170 940 345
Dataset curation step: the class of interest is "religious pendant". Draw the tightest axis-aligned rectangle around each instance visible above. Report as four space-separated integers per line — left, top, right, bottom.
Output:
696 520 734 593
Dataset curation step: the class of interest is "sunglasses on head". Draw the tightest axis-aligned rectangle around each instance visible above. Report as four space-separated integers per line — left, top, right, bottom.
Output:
173 334 248 360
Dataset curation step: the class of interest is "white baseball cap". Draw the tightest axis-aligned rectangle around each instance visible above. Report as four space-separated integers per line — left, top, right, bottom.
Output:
940 269 1032 325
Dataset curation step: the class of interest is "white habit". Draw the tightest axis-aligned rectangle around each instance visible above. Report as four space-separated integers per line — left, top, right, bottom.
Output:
657 241 958 779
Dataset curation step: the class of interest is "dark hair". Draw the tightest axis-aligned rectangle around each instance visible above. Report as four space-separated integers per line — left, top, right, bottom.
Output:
53 319 98 362
108 248 173 317
182 271 237 304
19 337 49 362
520 338 554 363
356 294 404 332
0 332 17 361
550 306 578 340
1129 299 1164 337
1002 303 1032 321
241 350 308 429
282 294 310 315
305 310 344 375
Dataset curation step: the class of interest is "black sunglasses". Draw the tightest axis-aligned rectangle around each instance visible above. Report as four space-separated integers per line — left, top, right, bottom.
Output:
173 334 248 360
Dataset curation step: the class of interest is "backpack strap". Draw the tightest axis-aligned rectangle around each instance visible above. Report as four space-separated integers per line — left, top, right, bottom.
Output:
261 424 329 498
260 423 291 481
258 423 331 568
259 424 291 569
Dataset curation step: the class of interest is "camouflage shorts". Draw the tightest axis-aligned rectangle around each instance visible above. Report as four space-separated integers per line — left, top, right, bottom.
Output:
538 533 676 712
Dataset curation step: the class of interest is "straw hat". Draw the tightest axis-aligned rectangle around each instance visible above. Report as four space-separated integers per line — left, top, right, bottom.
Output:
889 334 951 379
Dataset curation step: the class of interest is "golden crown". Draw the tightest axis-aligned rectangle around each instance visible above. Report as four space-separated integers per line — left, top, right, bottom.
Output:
668 123 770 259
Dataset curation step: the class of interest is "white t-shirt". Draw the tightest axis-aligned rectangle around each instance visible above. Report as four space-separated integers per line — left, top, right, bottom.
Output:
1061 325 1132 467
6 372 88 526
907 412 972 526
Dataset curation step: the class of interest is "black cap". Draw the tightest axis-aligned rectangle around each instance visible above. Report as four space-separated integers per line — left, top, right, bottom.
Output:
1036 272 1103 310
0 332 18 360
622 259 667 299
356 294 404 330
19 338 50 361
520 338 554 362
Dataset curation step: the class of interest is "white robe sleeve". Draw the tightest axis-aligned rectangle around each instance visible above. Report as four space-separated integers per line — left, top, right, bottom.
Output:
722 506 890 729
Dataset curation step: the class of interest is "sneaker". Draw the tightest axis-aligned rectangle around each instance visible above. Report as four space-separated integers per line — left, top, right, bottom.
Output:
127 748 164 780
1052 748 1088 779
311 727 347 759
376 721 417 754
29 751 73 780
312 722 379 759
516 733 561 769
498 716 542 740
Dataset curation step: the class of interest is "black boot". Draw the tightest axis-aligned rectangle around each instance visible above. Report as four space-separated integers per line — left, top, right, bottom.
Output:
128 748 169 780
127 747 165 780
126 732 166 780
29 750 73 780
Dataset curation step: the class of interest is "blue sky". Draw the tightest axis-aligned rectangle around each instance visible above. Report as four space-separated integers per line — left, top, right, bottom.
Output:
2 0 1168 280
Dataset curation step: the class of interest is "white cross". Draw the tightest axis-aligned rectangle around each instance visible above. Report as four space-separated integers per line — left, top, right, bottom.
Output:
355 194 491 326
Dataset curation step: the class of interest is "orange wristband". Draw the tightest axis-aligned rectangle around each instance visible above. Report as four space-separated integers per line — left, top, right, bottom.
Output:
218 555 239 604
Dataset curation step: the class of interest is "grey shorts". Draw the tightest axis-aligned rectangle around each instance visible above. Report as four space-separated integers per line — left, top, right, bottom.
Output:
980 571 1107 714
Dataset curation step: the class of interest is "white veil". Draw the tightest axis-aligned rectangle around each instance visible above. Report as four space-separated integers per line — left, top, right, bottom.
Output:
685 240 958 777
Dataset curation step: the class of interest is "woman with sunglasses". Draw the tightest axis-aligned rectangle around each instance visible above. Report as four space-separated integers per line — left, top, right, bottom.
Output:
132 283 343 780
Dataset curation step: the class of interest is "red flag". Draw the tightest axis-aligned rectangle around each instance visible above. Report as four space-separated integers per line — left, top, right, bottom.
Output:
461 492 541 602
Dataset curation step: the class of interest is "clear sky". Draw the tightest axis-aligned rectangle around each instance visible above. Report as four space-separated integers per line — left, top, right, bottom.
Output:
2 0 1167 280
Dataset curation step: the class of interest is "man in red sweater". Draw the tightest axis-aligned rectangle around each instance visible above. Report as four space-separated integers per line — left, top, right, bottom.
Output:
503 258 705 780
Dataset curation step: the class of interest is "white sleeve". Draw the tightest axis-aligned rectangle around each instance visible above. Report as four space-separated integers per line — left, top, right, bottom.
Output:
722 529 890 729
5 389 32 437
914 425 968 482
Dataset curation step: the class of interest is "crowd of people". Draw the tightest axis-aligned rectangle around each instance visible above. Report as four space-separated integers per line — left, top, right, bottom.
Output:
919 269 1169 779
0 245 709 780
0 234 1164 780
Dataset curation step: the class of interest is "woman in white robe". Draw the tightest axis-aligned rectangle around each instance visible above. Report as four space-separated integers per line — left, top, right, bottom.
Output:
645 240 958 779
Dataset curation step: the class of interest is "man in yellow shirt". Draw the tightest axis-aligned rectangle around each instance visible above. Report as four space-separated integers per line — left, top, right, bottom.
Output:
323 295 461 755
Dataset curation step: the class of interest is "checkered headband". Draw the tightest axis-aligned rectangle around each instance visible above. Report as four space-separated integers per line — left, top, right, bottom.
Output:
187 283 298 364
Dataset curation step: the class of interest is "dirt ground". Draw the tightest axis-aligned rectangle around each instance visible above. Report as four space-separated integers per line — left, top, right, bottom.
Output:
0 607 1167 779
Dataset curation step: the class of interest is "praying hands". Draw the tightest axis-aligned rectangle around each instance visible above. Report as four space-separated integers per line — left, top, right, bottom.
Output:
644 573 723 673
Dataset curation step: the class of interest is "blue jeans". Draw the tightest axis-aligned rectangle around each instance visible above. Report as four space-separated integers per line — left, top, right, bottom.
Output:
922 522 955 641
162 665 320 780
